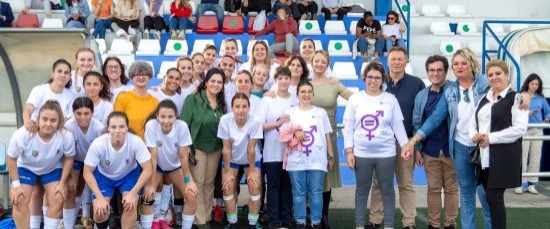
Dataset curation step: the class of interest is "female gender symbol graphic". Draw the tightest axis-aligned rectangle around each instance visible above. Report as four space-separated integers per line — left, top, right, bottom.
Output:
302 125 317 156
360 111 384 141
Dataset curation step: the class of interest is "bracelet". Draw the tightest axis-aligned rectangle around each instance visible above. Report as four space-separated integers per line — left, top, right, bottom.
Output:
184 176 191 184
11 180 21 188
327 155 335 160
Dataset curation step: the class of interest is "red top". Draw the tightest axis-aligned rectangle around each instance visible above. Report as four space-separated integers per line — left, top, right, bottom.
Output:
255 17 298 43
170 2 192 18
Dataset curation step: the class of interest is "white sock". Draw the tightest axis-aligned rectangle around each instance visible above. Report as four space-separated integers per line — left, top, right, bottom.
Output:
30 215 42 229
160 184 172 212
43 216 61 229
182 214 195 229
74 196 82 216
63 208 76 228
141 214 154 229
81 186 91 218
42 206 48 219
128 27 136 35
116 29 126 37
153 192 162 221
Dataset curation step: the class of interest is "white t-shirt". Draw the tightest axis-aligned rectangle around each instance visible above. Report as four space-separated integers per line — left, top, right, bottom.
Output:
284 106 332 172
180 85 196 101
456 86 476 146
144 119 193 171
269 84 300 105
26 84 76 120
148 89 186 115
343 91 409 158
65 117 105 162
224 91 261 115
382 23 402 39
84 133 151 180
255 94 294 162
69 71 86 97
217 113 263 165
110 85 133 103
239 62 280 90
7 128 75 175
94 99 114 125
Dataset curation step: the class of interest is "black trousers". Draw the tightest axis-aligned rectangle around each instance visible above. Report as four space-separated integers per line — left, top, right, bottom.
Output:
143 15 166 31
321 7 346 21
297 2 319 16
481 168 507 229
111 17 139 33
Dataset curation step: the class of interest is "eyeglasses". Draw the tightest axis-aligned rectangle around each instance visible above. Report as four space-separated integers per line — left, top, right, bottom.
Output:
388 17 396 20
428 69 445 74
106 65 120 70
365 76 383 81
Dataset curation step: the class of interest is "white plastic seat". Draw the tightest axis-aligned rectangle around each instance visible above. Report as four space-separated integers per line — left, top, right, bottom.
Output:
324 21 347 35
157 61 177 79
468 41 483 57
360 62 368 75
350 20 359 36
246 39 270 56
135 39 161 56
219 39 244 56
337 87 359 106
440 41 462 56
42 18 63 28
397 3 419 17
144 61 155 78
313 40 323 51
332 62 358 80
430 21 454 36
299 20 321 35
510 24 529 31
192 39 215 54
421 4 444 17
405 63 414 75
108 39 134 55
488 24 507 36
95 39 107 55
457 22 481 36
347 3 365 17
164 39 189 56
327 40 352 57
446 5 469 18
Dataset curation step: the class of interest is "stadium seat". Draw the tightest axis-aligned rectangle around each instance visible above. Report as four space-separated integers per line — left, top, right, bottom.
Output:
136 39 161 56
468 41 483 57
192 39 215 54
421 4 444 17
324 21 347 35
347 3 365 17
440 40 461 56
299 20 321 35
457 22 481 36
510 24 529 32
350 20 359 36
337 87 359 106
430 21 454 36
397 3 419 17
313 40 324 51
247 16 268 35
222 16 244 34
164 39 189 56
144 61 155 77
16 14 39 28
328 40 352 56
446 5 469 18
108 39 134 55
246 39 270 56
196 16 219 34
332 62 358 80
405 63 414 75
95 39 107 55
219 39 244 56
488 24 507 36
41 18 63 28
157 61 177 79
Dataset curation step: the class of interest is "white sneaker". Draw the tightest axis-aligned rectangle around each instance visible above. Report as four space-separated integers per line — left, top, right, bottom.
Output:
527 185 539 194
514 187 523 194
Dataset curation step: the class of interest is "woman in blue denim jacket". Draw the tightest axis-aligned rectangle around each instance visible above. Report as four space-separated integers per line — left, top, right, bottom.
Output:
65 0 91 28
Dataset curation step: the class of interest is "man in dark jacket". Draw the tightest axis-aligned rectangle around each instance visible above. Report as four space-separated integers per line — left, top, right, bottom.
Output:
273 0 302 23
0 0 14 27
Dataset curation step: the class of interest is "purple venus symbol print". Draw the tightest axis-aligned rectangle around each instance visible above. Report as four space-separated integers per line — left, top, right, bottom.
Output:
360 110 384 140
302 125 317 156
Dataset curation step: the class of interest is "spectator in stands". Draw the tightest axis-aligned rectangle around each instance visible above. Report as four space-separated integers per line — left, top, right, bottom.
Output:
111 0 142 42
241 0 271 16
469 60 527 229
354 11 384 62
310 50 352 229
101 56 132 102
114 61 159 139
191 53 206 87
321 0 347 21
91 0 114 39
382 10 406 51
203 44 218 72
0 0 14 27
368 47 425 229
412 55 459 229
65 0 90 29
296 0 318 20
517 73 550 194
23 0 52 18
250 6 298 59
143 0 166 40
195 0 224 29
180 68 226 229
71 48 96 97
299 38 333 80
272 0 301 23
8 100 75 229
169 0 196 40
344 61 408 229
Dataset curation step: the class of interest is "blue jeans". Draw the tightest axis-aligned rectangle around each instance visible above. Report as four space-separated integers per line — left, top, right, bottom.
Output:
67 19 85 29
385 38 406 51
288 170 325 225
357 37 385 54
195 3 224 27
92 19 111 39
169 17 194 30
453 141 492 229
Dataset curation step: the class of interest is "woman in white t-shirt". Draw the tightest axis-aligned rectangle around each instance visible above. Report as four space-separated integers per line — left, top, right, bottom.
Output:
382 10 406 51
191 53 206 87
23 59 76 133
269 56 309 100
143 100 198 229
83 71 114 125
149 68 186 115
219 38 243 80
101 56 132 103
225 70 261 113
71 48 96 96
217 93 264 228
63 97 105 229
255 67 295 228
7 100 76 229
299 38 332 80
83 112 152 229
177 57 198 100
203 44 218 72
240 41 280 90
343 62 408 229
251 64 269 97
282 81 334 228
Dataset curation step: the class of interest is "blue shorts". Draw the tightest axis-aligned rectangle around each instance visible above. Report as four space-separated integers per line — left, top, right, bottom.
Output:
91 167 141 200
73 161 84 170
18 167 62 186
156 165 181 174
229 161 262 170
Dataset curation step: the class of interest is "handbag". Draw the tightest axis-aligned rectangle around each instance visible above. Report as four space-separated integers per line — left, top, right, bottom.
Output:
253 10 267 31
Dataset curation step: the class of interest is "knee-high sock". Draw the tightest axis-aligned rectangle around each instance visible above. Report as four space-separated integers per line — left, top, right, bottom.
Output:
63 208 76 228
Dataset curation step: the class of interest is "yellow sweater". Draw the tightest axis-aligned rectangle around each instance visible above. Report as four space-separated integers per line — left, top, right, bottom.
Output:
114 91 158 139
